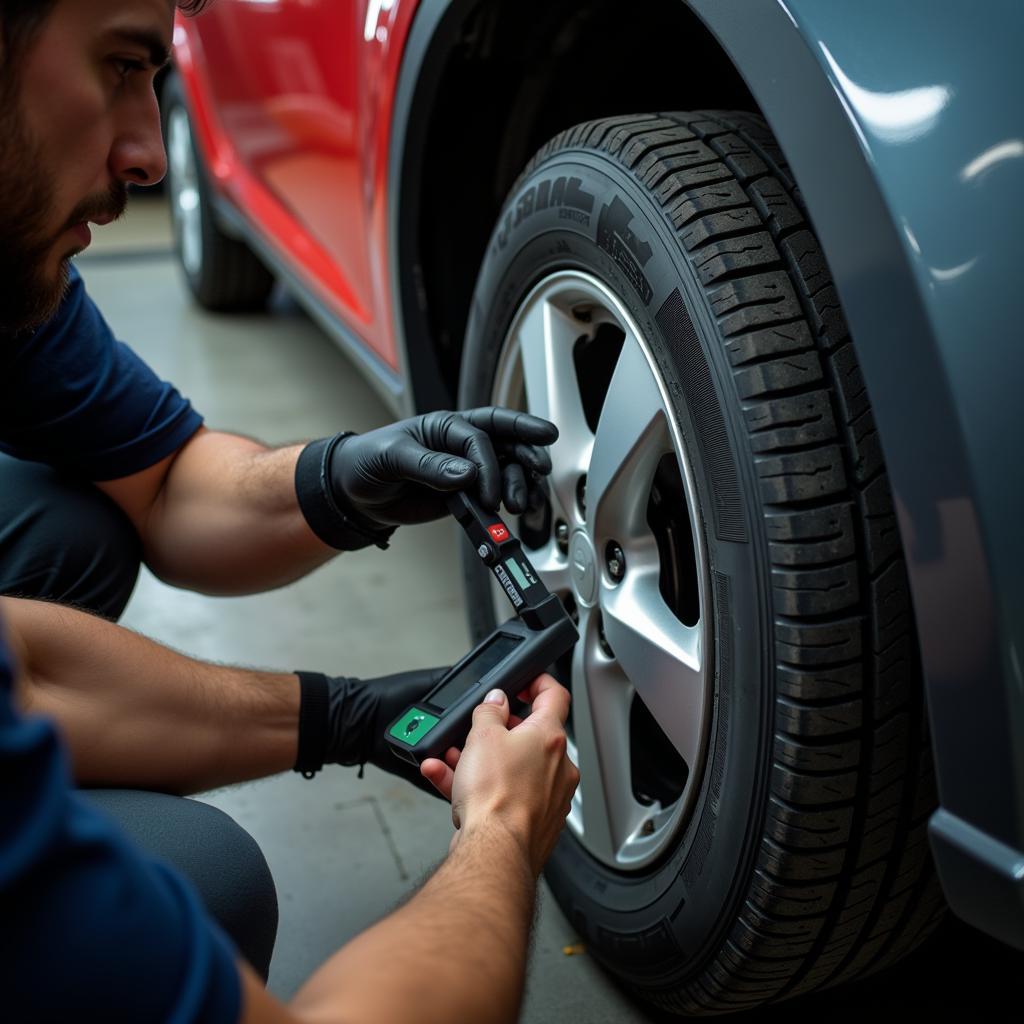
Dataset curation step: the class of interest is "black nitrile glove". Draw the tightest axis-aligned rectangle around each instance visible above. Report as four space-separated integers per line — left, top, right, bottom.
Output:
293 667 450 797
295 408 558 550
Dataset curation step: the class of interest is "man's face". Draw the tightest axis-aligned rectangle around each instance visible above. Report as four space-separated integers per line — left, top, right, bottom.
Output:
0 0 174 332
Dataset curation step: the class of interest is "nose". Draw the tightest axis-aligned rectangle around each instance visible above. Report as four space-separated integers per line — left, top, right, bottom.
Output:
110 90 168 187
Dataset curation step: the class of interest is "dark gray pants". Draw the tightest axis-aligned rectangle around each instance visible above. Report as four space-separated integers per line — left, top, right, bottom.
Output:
0 453 278 978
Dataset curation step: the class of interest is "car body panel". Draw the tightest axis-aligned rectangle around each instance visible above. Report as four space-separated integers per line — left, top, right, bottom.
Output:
174 1 420 383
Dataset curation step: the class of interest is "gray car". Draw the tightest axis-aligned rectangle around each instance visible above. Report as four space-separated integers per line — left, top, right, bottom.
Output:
166 0 1024 1013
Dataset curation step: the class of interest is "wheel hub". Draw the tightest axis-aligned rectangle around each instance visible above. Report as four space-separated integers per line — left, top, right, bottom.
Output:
568 530 598 607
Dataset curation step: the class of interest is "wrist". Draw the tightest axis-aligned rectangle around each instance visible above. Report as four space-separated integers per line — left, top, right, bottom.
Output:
294 434 396 551
459 804 538 874
292 671 330 777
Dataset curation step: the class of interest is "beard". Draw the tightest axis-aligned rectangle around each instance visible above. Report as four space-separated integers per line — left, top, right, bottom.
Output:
0 100 127 334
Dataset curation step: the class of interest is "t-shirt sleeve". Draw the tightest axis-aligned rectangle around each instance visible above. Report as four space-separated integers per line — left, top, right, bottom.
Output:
0 265 203 480
0 630 241 1023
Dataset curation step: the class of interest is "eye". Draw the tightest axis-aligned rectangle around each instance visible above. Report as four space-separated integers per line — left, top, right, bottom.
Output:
111 56 147 79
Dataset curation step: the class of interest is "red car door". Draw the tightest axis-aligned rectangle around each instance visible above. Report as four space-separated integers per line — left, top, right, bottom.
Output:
185 1 377 338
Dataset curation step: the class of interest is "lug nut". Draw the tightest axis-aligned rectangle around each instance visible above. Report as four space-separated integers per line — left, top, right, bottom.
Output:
555 521 569 555
641 819 655 836
576 475 587 517
605 541 625 583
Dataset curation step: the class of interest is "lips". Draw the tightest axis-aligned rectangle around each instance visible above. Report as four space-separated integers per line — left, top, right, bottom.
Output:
70 222 92 248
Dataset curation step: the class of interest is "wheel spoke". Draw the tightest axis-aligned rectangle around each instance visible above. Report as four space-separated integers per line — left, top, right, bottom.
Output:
525 537 572 597
600 559 706 767
587 333 670 541
569 615 645 864
517 297 593 524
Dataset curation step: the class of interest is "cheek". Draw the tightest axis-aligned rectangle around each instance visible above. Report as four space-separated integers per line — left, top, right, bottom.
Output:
23 43 114 215
49 100 115 211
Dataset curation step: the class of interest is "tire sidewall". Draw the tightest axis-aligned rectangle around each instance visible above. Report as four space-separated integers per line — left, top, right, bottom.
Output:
459 151 773 983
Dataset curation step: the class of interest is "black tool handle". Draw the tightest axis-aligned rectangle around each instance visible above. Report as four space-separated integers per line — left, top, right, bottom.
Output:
446 491 559 628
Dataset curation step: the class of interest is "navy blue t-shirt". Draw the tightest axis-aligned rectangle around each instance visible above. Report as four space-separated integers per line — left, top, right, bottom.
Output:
1 269 239 1018
0 628 241 1021
0 265 203 479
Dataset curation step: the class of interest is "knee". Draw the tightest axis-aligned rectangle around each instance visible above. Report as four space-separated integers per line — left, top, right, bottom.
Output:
0 456 141 618
83 790 279 979
188 801 280 978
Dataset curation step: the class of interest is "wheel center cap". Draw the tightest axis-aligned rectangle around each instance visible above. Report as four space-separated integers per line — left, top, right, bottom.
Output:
569 530 598 607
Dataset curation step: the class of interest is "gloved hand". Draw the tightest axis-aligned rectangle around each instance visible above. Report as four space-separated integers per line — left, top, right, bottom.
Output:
295 408 558 549
294 667 450 797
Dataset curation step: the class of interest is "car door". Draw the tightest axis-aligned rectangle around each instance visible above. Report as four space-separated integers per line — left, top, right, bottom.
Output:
191 0 375 333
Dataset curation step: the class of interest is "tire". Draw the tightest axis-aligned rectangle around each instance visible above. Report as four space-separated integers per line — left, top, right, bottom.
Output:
162 73 274 312
459 112 945 1014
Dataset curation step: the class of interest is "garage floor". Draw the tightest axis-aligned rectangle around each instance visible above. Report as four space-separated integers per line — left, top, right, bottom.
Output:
77 195 1020 1021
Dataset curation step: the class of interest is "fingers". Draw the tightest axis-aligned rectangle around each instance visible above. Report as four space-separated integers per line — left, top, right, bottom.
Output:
420 757 454 800
422 412 503 510
387 436 478 493
497 440 552 477
501 462 528 514
471 688 511 731
413 409 558 512
461 407 559 446
521 673 571 726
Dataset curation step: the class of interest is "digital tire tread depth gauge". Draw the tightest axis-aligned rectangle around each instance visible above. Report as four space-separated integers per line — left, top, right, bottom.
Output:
386 490 578 765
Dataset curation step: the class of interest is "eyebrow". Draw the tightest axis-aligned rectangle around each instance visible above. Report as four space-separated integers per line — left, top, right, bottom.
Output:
107 27 172 69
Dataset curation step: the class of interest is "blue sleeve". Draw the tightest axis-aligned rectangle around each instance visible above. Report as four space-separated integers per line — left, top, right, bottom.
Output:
0 265 203 480
0 626 241 1023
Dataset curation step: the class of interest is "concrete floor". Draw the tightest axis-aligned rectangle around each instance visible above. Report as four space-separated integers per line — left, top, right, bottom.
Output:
74 195 1021 1020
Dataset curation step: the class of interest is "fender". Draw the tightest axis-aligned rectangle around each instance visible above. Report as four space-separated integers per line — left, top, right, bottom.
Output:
686 0 1024 950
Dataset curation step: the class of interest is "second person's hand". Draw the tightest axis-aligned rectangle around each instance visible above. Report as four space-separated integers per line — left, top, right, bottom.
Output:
421 674 580 876
326 407 558 528
310 666 450 797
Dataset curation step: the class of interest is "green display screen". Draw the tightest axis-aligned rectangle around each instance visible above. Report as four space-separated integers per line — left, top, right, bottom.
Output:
507 557 530 591
389 708 440 745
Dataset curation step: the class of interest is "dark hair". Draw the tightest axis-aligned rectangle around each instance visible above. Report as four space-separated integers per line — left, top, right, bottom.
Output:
1 1 211 69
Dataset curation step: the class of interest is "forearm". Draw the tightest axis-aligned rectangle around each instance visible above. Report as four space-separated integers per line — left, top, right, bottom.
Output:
143 430 335 594
3 596 299 793
290 823 536 1024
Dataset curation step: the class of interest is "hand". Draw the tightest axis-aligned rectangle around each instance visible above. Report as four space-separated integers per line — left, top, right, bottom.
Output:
421 674 580 876
323 667 449 797
328 407 558 527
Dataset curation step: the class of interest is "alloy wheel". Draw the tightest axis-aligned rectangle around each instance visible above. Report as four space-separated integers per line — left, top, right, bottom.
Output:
490 270 714 870
166 105 203 279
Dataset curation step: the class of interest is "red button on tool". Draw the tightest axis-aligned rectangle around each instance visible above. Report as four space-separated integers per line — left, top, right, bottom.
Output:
488 523 510 543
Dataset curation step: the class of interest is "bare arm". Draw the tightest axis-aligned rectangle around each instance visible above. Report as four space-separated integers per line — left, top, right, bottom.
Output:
239 824 534 1024
3 595 298 792
96 428 334 595
239 679 578 1024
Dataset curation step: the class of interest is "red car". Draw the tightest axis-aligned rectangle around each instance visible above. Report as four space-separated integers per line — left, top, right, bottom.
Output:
166 0 1021 1015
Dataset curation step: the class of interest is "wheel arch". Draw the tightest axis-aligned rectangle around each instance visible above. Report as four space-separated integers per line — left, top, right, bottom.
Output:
388 0 757 412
